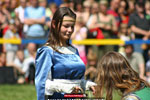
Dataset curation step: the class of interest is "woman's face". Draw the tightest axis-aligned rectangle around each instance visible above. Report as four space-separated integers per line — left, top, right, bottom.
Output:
100 4 107 13
136 4 144 13
60 16 75 42
118 1 126 14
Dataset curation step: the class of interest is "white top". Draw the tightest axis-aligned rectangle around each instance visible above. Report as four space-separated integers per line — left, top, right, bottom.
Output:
14 58 23 69
22 57 35 78
15 6 25 23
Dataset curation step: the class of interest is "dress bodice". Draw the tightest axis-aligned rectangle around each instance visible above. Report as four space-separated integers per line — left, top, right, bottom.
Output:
52 51 85 79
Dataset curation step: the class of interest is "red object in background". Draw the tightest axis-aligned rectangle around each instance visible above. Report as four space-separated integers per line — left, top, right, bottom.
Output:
89 28 104 39
2 25 9 35
122 16 129 24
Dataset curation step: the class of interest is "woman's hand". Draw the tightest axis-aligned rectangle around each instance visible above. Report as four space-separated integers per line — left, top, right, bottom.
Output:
90 86 96 95
71 86 84 94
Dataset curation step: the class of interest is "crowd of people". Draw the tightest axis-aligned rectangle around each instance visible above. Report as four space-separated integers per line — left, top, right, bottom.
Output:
0 0 150 99
0 0 150 87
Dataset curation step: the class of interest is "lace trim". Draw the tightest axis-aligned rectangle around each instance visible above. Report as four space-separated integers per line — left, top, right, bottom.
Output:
47 46 76 54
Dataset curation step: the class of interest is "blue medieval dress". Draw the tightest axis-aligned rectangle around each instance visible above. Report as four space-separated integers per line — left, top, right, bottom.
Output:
35 46 86 100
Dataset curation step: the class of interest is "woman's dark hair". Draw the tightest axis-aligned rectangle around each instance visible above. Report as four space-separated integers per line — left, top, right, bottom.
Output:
95 51 150 100
46 7 76 50
122 0 129 13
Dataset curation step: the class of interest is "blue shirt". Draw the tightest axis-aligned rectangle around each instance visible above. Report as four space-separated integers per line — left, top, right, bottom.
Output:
24 6 45 37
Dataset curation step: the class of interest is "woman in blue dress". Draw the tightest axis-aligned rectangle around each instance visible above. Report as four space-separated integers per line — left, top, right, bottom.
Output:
35 7 96 100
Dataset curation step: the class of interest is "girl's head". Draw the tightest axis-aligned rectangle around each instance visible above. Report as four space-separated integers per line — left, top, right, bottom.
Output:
47 7 76 47
91 1 99 14
96 51 149 100
119 23 128 34
48 3 57 14
30 0 38 7
19 0 26 8
118 0 129 15
16 50 24 62
99 0 108 13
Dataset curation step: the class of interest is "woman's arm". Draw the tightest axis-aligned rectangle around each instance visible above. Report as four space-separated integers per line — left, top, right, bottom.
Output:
35 46 53 100
81 79 97 91
111 15 118 32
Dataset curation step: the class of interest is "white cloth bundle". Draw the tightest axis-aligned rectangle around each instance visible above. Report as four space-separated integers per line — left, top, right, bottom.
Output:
45 79 97 95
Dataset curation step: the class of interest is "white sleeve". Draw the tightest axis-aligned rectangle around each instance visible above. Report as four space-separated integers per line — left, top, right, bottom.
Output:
86 15 94 27
81 79 97 91
45 71 54 95
45 79 77 95
22 59 29 73
45 71 77 95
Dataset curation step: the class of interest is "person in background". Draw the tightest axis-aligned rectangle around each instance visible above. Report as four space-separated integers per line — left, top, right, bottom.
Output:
128 0 150 53
85 47 98 82
8 45 36 84
127 0 135 15
0 0 11 38
87 0 117 59
118 23 130 54
24 43 37 58
3 19 20 65
15 0 27 38
24 0 46 39
122 44 146 80
71 16 88 65
23 47 36 84
118 0 129 24
9 0 18 19
35 7 96 100
3 0 12 20
118 23 130 41
7 49 25 84
46 2 57 19
39 0 47 8
107 0 121 28
22 43 37 84
82 0 91 25
15 0 27 24
45 3 57 33
107 0 120 52
95 51 150 100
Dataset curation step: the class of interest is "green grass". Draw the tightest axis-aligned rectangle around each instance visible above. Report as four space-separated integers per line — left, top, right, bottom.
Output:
0 84 121 100
0 84 36 100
